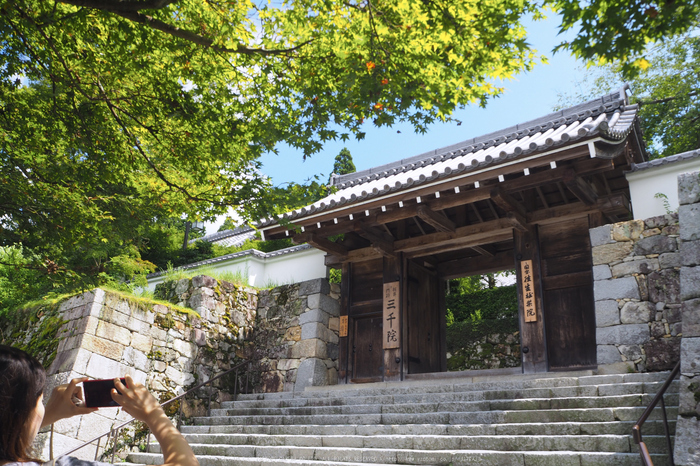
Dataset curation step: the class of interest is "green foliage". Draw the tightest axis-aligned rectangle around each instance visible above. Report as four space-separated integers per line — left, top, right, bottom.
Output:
445 284 518 354
212 238 293 257
446 284 518 323
0 245 53 318
332 148 356 176
329 268 342 284
1 0 542 284
218 217 239 232
548 0 700 77
557 32 700 160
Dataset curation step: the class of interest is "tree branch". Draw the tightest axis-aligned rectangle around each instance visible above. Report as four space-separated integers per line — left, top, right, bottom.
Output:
58 0 177 12
639 89 698 107
106 9 313 55
95 81 227 206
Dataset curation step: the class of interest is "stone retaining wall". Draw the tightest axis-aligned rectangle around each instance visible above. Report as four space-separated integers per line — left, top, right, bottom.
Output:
252 279 341 392
3 275 338 461
30 283 256 460
446 331 520 372
673 171 700 465
155 277 341 393
590 214 681 373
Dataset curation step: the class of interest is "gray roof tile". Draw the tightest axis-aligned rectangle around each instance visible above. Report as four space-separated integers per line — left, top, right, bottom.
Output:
627 149 700 173
258 86 639 229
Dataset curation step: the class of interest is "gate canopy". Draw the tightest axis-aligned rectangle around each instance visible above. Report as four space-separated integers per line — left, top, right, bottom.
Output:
259 87 646 275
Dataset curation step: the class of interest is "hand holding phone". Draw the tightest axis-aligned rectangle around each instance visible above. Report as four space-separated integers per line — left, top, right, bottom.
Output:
83 378 126 408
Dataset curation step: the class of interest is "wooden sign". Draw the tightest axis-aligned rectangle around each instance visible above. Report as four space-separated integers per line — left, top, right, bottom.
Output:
383 282 400 349
339 316 348 337
520 260 537 322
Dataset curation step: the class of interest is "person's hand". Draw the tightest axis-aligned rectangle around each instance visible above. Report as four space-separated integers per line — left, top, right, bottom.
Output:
110 374 163 424
41 377 98 427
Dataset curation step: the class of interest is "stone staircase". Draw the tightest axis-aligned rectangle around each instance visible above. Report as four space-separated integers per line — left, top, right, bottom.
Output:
128 370 679 466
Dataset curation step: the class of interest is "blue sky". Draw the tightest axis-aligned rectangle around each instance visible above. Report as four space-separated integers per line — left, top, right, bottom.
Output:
258 14 595 188
206 13 602 234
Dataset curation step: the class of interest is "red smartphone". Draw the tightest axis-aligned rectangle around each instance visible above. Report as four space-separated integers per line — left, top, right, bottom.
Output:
83 378 126 408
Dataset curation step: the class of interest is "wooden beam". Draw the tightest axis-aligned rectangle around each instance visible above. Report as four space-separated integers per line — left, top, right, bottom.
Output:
396 218 513 255
403 230 514 258
470 203 484 222
491 187 526 217
325 193 630 265
527 193 630 226
416 205 456 232
471 245 494 257
507 211 529 232
375 205 419 225
535 186 549 209
562 168 598 206
427 186 491 211
291 231 311 245
306 234 348 257
412 217 427 235
487 199 500 218
325 254 344 267
438 251 514 280
356 224 395 258
556 181 569 204
504 157 614 193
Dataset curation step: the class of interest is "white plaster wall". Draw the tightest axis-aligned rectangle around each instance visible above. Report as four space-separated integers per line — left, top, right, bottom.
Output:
626 157 700 220
146 247 327 291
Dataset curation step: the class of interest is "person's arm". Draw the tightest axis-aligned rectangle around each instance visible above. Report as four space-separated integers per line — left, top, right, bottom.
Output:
42 377 98 428
111 375 198 466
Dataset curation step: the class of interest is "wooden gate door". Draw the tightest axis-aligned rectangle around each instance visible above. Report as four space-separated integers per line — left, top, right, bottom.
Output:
538 217 596 369
351 315 384 382
345 258 385 383
406 260 442 374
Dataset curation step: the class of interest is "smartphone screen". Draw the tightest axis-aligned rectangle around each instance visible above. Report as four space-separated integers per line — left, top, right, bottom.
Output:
83 378 126 408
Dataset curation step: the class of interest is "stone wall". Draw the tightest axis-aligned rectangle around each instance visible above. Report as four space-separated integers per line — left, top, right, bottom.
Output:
446 331 520 372
252 279 341 392
25 283 256 461
590 213 681 373
0 274 340 461
156 276 342 393
674 171 700 465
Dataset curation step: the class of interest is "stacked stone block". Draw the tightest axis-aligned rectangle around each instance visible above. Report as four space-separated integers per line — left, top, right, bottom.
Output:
253 278 341 392
590 214 681 373
29 278 258 461
674 171 700 465
7 273 340 460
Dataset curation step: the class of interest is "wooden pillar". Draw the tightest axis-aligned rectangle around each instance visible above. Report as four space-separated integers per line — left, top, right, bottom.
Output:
438 278 448 372
514 227 548 373
338 262 350 384
383 255 402 382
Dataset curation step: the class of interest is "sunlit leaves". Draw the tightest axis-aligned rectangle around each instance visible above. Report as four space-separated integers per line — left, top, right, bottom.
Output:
548 0 700 78
0 0 541 279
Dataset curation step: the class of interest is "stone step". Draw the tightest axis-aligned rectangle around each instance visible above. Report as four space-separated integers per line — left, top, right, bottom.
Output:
147 434 672 454
226 380 677 409
233 372 673 402
214 393 677 417
128 449 673 466
180 420 676 437
193 406 678 426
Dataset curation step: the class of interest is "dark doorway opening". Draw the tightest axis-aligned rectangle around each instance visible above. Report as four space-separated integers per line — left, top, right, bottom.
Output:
444 271 521 372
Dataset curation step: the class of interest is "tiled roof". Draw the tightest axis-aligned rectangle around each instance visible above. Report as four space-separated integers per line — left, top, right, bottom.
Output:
258 86 639 229
147 244 313 279
189 225 256 247
627 149 700 173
